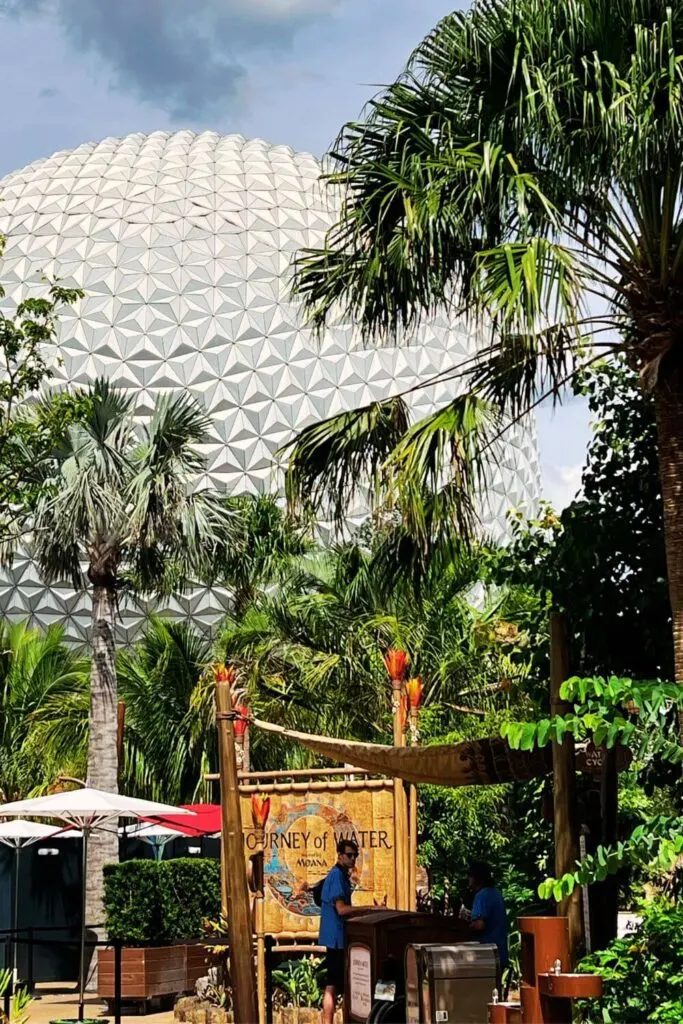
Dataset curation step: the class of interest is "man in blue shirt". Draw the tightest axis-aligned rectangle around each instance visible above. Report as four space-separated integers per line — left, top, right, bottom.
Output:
467 861 509 981
319 839 359 1024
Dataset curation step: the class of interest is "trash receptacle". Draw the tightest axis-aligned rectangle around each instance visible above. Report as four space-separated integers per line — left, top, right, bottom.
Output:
405 943 498 1024
345 910 469 1022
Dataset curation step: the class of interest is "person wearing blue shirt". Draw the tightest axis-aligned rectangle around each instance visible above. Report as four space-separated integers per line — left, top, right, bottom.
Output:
319 839 358 1024
467 861 509 984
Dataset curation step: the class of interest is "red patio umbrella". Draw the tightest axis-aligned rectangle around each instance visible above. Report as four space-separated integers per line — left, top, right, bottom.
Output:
141 803 221 836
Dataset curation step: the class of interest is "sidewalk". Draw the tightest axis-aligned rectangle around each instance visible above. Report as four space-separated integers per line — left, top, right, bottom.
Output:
25 986 174 1024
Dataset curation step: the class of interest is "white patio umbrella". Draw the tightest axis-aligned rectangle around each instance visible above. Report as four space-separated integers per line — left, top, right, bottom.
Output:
0 821 81 980
0 788 194 1021
118 821 187 860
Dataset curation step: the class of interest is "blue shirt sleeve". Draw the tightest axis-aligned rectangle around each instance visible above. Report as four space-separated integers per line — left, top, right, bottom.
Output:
472 888 491 922
323 867 346 904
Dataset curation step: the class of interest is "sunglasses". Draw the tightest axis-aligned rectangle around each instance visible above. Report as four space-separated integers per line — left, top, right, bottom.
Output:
343 850 358 859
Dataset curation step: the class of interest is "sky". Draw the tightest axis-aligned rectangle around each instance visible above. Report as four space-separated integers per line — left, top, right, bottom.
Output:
0 0 591 509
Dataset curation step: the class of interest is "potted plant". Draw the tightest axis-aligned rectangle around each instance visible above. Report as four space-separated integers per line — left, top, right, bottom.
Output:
98 859 219 1004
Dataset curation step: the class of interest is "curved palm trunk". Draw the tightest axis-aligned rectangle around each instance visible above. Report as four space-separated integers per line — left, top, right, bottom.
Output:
84 580 119 990
654 368 683 740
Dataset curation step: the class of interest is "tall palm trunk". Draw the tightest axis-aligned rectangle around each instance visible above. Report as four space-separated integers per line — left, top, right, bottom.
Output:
654 365 683 740
84 578 119 989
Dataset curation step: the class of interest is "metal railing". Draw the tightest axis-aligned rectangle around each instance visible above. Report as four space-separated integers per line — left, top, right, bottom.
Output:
0 927 123 1024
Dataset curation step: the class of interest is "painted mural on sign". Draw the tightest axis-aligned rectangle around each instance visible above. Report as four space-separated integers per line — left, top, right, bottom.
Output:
240 782 395 936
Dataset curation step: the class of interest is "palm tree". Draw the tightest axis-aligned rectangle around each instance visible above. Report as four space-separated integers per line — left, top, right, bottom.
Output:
291 0 683 716
117 617 215 804
218 494 311 616
0 621 89 801
193 535 536 769
30 617 216 804
30 378 238 936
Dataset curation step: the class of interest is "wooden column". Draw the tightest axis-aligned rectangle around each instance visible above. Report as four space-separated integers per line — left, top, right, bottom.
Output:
408 704 421 913
216 680 257 1024
252 829 266 1024
550 613 582 963
408 783 417 911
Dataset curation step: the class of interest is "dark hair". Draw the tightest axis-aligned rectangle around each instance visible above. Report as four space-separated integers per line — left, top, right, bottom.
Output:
468 861 494 887
337 838 359 856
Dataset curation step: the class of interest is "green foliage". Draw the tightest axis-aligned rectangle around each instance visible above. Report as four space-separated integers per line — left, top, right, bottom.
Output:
500 671 683 899
576 900 683 1023
198 535 543 770
0 621 90 801
272 957 325 1009
103 860 164 945
497 360 670 681
292 1 683 399
0 248 85 558
217 495 311 616
159 859 221 945
0 966 32 1024
103 858 220 945
282 392 500 555
502 676 681 756
32 378 239 595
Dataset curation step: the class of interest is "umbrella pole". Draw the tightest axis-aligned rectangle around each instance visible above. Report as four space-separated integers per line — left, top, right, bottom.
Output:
13 846 20 983
78 829 89 1022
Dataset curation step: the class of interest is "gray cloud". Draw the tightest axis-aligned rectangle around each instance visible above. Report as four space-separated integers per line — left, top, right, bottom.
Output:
4 0 342 120
39 87 59 98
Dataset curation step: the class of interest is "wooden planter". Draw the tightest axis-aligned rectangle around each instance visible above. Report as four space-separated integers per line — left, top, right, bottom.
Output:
99 943 207 1000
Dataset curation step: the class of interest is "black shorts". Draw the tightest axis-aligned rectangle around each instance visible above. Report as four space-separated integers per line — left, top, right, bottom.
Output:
322 948 345 994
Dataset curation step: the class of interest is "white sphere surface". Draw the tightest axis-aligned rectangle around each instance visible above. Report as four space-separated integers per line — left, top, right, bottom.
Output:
0 131 540 642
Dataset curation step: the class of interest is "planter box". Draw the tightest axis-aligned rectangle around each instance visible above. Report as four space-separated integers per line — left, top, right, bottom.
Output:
99 943 207 1000
185 943 208 991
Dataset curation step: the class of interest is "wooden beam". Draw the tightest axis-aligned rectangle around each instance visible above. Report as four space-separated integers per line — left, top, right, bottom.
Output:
550 612 583 963
216 680 258 1024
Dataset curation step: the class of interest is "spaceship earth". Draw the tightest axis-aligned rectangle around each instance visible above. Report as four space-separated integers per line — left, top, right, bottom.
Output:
0 131 541 643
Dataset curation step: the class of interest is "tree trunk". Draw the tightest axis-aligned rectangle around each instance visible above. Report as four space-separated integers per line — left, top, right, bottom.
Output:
85 582 119 990
654 365 683 738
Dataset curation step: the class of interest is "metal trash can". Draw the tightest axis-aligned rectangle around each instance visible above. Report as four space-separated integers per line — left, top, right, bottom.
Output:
405 943 499 1023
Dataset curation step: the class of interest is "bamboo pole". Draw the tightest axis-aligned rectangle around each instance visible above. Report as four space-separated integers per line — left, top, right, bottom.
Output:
252 826 266 1024
550 612 583 963
216 680 258 1024
238 779 392 794
391 681 408 910
408 783 417 911
207 766 381 782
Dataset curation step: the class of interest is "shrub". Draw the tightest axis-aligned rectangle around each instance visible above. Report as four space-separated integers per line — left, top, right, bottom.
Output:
103 858 221 945
160 858 221 944
103 860 164 945
576 899 683 1022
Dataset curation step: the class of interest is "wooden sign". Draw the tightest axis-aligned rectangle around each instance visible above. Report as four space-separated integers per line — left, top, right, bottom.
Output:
240 781 396 936
576 742 632 775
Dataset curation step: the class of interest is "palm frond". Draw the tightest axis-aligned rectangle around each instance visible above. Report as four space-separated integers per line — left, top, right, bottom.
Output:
282 396 409 529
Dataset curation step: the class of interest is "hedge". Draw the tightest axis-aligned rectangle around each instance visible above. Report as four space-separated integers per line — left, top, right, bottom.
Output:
103 858 221 945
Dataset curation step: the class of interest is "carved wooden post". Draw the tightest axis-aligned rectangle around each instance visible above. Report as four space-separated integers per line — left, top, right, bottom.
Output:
406 677 424 913
216 673 257 1024
385 648 409 910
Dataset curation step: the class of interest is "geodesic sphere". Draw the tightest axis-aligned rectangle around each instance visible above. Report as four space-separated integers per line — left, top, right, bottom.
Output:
0 131 540 642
